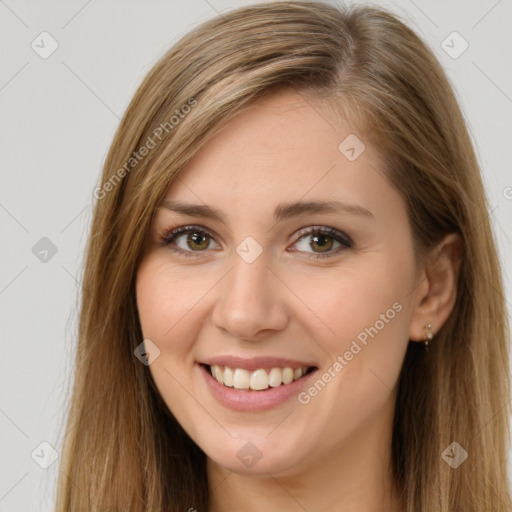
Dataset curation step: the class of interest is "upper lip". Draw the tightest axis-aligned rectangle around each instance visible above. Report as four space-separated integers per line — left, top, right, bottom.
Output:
200 356 317 372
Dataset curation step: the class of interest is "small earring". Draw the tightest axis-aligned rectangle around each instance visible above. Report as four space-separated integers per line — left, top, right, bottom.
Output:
424 323 434 350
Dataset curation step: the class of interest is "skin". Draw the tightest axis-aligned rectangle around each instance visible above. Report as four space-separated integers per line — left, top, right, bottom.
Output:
136 89 461 512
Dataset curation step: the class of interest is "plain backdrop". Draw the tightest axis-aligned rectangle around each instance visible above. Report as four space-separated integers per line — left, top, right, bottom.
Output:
0 0 511 510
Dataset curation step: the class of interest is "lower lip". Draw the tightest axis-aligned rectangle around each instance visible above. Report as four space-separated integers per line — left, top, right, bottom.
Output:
199 364 318 412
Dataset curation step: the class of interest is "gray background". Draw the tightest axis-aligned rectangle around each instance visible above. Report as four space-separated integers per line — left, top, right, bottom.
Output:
0 0 511 510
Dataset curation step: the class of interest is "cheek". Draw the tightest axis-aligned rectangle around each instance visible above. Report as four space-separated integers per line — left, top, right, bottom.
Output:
294 259 411 347
290 261 413 448
293 253 415 397
135 257 209 351
135 258 198 411
135 257 209 435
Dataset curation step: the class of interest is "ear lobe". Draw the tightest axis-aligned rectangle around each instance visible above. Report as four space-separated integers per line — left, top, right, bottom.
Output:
408 233 463 342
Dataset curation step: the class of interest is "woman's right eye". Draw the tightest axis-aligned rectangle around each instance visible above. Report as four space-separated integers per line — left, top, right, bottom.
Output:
161 225 218 258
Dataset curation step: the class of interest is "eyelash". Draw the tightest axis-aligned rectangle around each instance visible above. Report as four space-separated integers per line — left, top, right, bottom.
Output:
159 224 353 260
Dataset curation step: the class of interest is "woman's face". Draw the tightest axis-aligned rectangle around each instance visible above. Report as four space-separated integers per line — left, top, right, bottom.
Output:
136 90 423 477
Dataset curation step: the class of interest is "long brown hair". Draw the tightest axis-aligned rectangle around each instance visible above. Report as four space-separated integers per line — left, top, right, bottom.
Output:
55 2 511 510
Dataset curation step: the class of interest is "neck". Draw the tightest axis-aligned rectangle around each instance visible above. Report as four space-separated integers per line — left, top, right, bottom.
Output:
206 398 402 512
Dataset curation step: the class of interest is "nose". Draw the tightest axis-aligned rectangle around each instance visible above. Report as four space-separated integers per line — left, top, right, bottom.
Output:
211 250 289 341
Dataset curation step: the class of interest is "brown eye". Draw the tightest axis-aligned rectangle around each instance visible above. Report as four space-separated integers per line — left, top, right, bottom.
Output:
184 231 210 251
162 225 217 257
309 233 335 253
292 226 352 260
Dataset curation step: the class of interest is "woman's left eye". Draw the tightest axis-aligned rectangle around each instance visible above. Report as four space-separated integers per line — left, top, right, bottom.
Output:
291 226 352 259
160 225 352 260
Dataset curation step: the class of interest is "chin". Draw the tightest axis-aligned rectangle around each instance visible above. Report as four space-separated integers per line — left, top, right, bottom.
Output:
197 426 310 477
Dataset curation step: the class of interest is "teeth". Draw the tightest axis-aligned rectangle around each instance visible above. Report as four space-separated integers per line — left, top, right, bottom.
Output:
268 367 282 387
233 368 250 389
209 365 310 391
250 369 269 390
213 365 223 383
223 366 234 387
282 367 294 385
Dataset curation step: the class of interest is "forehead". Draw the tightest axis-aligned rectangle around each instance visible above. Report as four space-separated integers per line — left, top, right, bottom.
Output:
163 90 397 223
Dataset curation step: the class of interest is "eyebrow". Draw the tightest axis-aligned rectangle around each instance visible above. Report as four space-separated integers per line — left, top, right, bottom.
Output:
158 199 374 223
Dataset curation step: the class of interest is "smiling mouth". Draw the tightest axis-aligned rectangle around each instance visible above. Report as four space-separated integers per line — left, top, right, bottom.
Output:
204 364 317 391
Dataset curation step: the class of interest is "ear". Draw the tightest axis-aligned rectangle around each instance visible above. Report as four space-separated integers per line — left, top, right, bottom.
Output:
409 233 463 342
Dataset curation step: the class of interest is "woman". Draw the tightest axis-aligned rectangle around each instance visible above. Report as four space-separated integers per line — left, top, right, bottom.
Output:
56 1 511 511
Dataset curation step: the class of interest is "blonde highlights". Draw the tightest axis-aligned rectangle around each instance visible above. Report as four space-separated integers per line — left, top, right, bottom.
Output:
56 2 511 510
